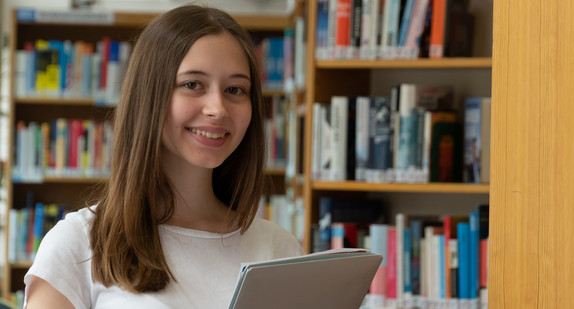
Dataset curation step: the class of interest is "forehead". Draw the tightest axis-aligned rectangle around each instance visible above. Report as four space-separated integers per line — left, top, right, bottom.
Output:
177 32 251 76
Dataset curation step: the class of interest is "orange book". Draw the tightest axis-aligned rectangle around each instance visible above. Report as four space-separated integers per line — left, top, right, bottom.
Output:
429 0 447 58
334 0 351 59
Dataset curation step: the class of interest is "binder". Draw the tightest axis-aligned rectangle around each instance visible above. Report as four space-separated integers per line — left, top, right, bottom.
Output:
229 248 383 309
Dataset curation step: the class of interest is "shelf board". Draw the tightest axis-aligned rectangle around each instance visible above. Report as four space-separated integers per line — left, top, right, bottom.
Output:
312 181 490 194
265 167 287 176
14 96 112 107
10 261 33 269
316 57 492 69
232 14 293 31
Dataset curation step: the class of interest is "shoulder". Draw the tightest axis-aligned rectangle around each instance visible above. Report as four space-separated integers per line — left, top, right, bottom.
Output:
24 206 95 308
244 218 304 257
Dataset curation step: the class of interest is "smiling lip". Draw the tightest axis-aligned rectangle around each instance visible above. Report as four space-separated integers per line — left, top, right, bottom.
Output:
189 128 227 139
187 127 229 147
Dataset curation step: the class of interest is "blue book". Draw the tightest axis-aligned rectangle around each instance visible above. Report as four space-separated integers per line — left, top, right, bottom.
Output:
410 220 422 296
265 37 284 90
316 0 330 58
32 202 45 259
318 197 332 252
370 224 388 268
457 222 471 299
367 96 392 182
403 229 412 294
469 211 479 298
398 0 416 46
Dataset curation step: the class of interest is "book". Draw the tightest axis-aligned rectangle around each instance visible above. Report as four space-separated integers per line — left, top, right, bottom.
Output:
464 97 490 183
228 248 382 309
330 96 349 180
369 224 389 304
429 0 447 58
334 0 352 59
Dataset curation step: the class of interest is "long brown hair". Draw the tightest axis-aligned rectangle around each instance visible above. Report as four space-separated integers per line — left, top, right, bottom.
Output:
89 4 266 293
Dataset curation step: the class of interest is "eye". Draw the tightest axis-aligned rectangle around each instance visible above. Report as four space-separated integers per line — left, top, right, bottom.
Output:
183 81 202 90
225 86 246 95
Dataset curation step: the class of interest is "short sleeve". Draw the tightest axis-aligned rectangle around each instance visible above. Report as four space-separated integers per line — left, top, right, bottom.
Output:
24 209 94 309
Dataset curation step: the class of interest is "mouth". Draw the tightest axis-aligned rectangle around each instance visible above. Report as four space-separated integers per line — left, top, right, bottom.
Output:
188 128 227 139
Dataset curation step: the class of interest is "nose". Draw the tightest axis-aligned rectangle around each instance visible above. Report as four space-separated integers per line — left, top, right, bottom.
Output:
202 89 228 118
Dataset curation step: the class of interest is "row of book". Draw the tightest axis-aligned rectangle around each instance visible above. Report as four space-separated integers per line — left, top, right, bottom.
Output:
14 26 306 104
8 193 68 263
312 197 489 308
14 38 131 106
257 194 304 245
264 95 289 169
315 0 474 60
13 118 113 182
311 85 491 183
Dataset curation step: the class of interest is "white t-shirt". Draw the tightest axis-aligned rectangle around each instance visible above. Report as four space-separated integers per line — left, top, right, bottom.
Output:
24 207 303 308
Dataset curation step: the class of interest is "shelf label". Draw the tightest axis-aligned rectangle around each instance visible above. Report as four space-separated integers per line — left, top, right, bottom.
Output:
16 8 114 24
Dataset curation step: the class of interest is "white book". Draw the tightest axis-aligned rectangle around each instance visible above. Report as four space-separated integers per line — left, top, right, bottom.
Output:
330 96 349 181
312 103 323 180
396 84 417 182
320 104 332 180
326 0 338 59
355 96 371 181
360 0 381 59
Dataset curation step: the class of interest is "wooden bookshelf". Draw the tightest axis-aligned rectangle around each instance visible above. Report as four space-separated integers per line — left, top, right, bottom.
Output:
316 57 492 69
312 182 490 194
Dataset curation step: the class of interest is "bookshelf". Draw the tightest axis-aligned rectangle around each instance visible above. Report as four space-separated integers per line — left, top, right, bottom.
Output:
1 8 295 299
300 0 492 306
301 0 492 250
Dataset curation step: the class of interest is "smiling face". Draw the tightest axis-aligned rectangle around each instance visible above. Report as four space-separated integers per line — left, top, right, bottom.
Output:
161 31 252 171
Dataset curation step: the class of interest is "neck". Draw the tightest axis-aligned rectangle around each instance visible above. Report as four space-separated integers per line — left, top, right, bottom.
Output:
161 157 237 233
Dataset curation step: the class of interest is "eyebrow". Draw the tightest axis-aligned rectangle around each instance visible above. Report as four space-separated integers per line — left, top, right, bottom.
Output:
177 70 251 82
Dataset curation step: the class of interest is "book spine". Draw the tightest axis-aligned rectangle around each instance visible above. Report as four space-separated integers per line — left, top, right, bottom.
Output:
386 227 397 305
457 222 470 299
334 0 352 59
355 96 370 181
330 96 349 180
316 0 330 59
348 0 363 59
369 224 388 303
312 103 324 180
429 0 447 58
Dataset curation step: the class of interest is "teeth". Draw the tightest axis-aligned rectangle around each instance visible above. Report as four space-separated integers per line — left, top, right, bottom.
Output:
191 128 225 139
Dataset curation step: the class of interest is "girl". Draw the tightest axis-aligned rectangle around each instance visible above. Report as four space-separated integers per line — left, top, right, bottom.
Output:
24 4 302 308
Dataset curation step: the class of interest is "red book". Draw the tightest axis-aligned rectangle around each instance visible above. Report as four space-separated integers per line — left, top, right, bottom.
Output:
479 239 488 287
334 0 351 59
99 37 110 90
386 227 397 301
68 119 83 170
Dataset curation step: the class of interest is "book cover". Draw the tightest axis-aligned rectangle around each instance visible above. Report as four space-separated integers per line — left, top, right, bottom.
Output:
312 103 324 180
316 0 330 59
457 222 470 299
403 0 430 59
369 223 389 303
469 211 479 299
334 0 352 59
330 96 349 180
463 97 484 183
429 0 447 58
386 227 398 304
229 248 382 309
359 0 380 59
348 0 363 59
480 98 492 183
396 84 417 182
380 0 401 58
366 96 392 182
355 96 370 181
430 121 463 182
